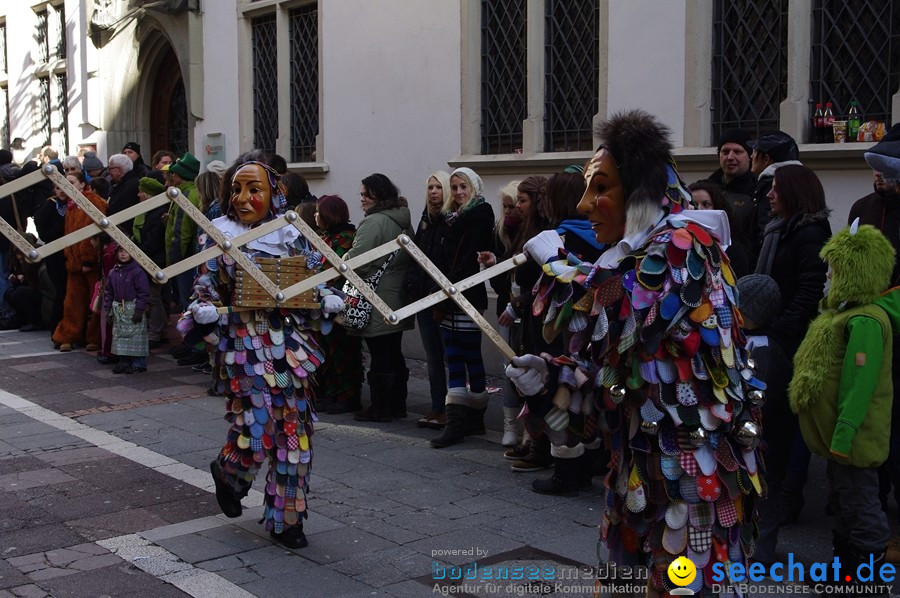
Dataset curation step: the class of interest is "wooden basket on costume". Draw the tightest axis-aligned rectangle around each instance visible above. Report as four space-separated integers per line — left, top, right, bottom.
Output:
234 256 320 309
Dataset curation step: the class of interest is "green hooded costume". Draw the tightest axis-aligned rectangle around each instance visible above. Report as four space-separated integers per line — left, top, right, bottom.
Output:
790 223 900 467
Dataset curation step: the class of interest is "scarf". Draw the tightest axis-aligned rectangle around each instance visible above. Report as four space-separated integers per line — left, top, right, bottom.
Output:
445 196 485 227
755 217 786 275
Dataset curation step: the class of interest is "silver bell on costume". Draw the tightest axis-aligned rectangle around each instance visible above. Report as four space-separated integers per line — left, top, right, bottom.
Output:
640 420 660 435
747 389 765 407
734 420 762 449
688 427 708 448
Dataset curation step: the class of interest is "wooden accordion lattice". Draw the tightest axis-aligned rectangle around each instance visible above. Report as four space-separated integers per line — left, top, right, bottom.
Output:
234 256 320 309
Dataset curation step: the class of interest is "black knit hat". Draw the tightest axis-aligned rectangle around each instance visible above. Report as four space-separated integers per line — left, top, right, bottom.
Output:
717 128 752 156
736 274 782 328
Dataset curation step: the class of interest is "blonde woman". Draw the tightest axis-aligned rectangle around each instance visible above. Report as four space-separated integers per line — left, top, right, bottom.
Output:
431 167 495 448
406 171 452 429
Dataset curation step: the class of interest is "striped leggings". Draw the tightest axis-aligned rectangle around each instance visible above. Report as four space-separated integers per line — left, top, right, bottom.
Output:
441 312 486 393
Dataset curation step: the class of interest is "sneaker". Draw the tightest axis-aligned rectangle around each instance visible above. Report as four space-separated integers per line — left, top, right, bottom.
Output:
85 343 100 352
192 361 210 373
59 343 73 352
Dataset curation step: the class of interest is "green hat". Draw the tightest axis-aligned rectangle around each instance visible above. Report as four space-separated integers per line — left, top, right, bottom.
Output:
169 151 200 181
139 177 165 196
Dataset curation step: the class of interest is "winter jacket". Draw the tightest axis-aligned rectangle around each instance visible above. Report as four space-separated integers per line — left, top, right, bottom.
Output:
792 294 900 468
848 190 900 286
62 190 107 274
344 205 414 337
405 208 449 302
709 168 756 244
748 160 803 264
761 209 831 357
164 181 201 265
107 168 142 238
441 201 495 312
103 258 150 314
131 203 169 268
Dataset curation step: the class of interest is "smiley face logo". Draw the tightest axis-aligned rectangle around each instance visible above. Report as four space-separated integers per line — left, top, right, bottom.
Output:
667 556 697 587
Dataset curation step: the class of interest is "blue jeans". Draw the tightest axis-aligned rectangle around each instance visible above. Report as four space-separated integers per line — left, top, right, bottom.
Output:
416 311 447 413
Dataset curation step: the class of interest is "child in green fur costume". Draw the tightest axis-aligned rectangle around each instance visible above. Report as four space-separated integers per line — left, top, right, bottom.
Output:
790 221 900 575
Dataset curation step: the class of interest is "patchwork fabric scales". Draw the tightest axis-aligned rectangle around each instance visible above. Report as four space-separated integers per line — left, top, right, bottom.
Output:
533 218 765 595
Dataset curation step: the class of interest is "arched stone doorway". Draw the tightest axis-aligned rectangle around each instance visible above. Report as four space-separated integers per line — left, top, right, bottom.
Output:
149 47 188 157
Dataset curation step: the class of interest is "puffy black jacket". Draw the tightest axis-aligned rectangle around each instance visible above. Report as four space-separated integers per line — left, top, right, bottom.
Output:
441 201 494 312
405 208 449 301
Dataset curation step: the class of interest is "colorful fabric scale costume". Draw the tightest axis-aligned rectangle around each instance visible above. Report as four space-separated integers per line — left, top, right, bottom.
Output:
508 111 764 596
183 161 340 549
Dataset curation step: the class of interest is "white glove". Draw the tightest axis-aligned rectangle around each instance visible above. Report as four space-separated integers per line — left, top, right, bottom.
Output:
505 354 549 396
190 301 219 325
321 294 345 315
523 230 564 264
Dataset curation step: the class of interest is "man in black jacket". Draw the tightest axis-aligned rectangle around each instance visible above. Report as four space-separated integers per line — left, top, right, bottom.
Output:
708 128 757 241
107 153 141 238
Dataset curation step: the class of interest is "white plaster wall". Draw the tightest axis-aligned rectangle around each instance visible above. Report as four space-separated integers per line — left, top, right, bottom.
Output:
606 0 687 146
5 2 40 162
309 0 461 224
195 0 239 167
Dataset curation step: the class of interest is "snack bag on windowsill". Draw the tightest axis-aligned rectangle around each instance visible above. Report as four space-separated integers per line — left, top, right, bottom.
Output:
858 121 887 142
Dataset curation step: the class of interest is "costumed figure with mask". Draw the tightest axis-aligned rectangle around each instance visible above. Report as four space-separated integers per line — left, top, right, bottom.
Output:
180 161 344 549
789 221 900 590
505 111 764 596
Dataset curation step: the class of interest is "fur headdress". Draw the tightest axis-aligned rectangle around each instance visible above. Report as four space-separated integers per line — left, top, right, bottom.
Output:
595 110 688 236
821 222 896 308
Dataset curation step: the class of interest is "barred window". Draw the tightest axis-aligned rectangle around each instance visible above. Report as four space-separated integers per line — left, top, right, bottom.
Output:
36 9 49 64
56 4 66 60
38 76 51 145
544 0 599 152
251 14 278 154
0 23 7 73
56 74 68 154
711 0 788 141
1 86 8 149
481 0 526 154
289 4 318 163
811 0 900 131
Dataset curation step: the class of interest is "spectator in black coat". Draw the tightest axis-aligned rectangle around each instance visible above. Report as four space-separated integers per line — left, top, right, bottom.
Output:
107 154 141 237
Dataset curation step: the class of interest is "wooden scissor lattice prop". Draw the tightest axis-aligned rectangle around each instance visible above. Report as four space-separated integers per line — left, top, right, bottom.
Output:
0 165 525 359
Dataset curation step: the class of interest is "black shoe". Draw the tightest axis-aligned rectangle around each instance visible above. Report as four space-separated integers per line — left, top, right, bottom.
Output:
112 363 130 374
431 404 468 448
192 361 211 373
131 367 147 374
122 366 136 375
97 355 119 365
177 352 207 366
270 526 307 549
210 461 242 518
531 457 582 497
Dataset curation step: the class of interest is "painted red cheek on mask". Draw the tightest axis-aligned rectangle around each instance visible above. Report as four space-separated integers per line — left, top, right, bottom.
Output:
249 195 264 213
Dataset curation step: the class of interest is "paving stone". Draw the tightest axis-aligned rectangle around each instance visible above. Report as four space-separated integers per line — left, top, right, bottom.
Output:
0 456 49 475
67 508 172 541
38 563 190 598
292 526 396 566
0 526 88 559
0 560 29 590
156 532 256 564
32 447 115 467
355 519 425 545
0 469 77 492
0 422 55 440
405 527 523 566
239 552 372 596
6 584 49 598
383 579 436 597
143 495 221 524
451 495 519 516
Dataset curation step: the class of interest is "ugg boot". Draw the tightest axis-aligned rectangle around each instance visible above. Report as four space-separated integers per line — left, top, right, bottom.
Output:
354 372 394 422
532 456 582 496
391 367 409 418
502 406 523 447
465 389 489 436
430 404 469 448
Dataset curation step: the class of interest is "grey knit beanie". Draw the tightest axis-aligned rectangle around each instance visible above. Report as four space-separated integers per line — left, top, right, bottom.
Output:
736 274 782 328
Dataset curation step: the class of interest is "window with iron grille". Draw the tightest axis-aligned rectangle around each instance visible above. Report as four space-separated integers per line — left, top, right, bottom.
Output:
1 86 8 149
711 0 788 142
0 24 6 73
481 0 526 155
544 0 598 152
289 4 318 163
38 76 51 146
56 4 66 60
811 0 900 133
251 13 277 154
56 74 68 154
36 9 49 64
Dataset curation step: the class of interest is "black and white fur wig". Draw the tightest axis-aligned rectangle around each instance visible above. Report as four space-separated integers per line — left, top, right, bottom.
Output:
595 110 675 238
